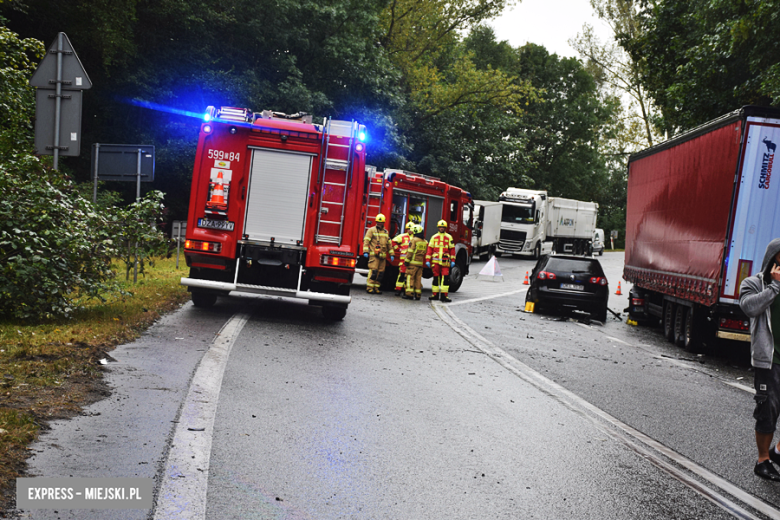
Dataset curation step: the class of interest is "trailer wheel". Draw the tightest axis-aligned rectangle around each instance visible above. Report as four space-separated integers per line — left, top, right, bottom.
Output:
191 291 217 308
673 305 687 347
662 301 676 342
322 305 347 321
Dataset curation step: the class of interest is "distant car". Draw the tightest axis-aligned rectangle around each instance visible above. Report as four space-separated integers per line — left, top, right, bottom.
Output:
591 228 605 256
525 255 609 322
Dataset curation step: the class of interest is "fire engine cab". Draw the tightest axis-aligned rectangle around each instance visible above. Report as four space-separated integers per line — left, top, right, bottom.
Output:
359 168 473 291
181 106 367 320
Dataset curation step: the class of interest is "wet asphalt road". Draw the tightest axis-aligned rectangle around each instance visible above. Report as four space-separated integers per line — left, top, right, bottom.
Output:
16 252 779 519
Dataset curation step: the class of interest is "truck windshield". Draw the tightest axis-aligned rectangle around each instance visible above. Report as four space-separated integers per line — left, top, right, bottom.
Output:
502 204 535 224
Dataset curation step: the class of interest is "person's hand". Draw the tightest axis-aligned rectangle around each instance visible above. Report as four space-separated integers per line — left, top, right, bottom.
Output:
363 252 368 258
425 261 431 268
772 264 780 282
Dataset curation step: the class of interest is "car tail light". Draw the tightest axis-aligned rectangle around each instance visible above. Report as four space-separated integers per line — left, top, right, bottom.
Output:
590 277 608 286
184 239 222 253
537 271 556 280
321 255 356 268
719 317 750 331
631 298 645 306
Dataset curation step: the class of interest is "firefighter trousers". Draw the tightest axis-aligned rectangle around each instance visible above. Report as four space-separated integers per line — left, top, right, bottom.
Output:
367 256 386 292
405 264 423 297
431 264 450 297
395 262 407 292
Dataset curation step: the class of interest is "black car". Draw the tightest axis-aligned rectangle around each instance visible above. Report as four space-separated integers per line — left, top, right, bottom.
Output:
525 255 609 322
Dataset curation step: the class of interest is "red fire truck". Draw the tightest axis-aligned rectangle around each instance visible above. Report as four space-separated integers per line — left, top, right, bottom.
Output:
359 168 473 291
181 106 367 320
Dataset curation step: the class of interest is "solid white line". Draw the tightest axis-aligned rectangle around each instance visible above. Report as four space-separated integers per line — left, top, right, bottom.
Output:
154 312 251 520
433 304 779 520
446 287 528 306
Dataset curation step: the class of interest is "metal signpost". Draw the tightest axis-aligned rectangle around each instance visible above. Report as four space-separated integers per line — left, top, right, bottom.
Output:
91 144 156 203
172 221 187 269
91 144 156 282
30 33 92 169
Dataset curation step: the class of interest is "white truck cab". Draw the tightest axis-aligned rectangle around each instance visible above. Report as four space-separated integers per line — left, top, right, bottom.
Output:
496 188 551 259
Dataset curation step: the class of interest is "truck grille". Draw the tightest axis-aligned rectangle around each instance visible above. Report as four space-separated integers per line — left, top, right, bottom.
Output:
499 229 526 251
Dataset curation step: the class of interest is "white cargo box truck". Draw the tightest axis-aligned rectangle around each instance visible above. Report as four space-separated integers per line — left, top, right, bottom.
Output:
471 200 502 259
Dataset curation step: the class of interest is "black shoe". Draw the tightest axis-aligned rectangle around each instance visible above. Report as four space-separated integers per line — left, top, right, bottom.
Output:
440 295 452 303
755 460 780 481
394 290 402 296
770 447 780 467
414 296 421 300
429 294 439 301
401 294 413 300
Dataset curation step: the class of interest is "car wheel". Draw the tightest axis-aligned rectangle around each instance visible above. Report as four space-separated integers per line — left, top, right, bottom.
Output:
599 250 603 256
662 301 675 342
594 305 608 323
191 291 217 308
322 305 347 321
533 242 541 260
674 305 687 347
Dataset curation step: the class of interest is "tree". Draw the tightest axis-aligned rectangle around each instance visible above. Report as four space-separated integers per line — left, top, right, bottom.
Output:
0 24 44 158
623 0 780 133
569 0 660 149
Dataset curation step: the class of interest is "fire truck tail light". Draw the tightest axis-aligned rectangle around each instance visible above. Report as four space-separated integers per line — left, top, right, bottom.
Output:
185 240 222 253
203 124 213 134
631 298 645 306
356 143 364 152
321 255 356 268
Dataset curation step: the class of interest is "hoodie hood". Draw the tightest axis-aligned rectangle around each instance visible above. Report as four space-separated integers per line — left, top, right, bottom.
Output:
761 238 780 271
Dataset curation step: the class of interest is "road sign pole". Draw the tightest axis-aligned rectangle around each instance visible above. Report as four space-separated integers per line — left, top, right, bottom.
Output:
133 149 142 283
92 143 100 204
53 33 63 170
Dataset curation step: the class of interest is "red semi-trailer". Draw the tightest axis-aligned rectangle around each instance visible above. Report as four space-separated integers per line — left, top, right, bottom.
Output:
181 106 367 320
625 106 780 351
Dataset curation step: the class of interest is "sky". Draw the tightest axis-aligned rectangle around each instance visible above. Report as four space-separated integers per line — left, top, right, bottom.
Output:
487 0 614 58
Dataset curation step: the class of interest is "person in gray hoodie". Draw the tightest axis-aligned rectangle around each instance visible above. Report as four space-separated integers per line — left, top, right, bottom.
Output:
740 238 780 481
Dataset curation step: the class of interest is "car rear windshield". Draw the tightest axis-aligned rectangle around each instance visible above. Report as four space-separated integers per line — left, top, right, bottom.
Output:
545 258 603 276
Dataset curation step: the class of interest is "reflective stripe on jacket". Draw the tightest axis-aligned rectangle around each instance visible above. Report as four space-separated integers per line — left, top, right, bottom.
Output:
391 233 411 256
363 226 392 258
425 232 455 265
405 237 428 266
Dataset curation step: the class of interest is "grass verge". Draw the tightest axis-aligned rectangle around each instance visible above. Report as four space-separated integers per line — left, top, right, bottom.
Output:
0 257 191 514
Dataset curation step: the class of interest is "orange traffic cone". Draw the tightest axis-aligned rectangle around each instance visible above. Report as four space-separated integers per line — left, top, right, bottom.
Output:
523 271 530 285
615 281 622 295
207 171 227 209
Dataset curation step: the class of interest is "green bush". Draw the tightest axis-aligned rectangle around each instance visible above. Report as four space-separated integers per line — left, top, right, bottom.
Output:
0 157 119 319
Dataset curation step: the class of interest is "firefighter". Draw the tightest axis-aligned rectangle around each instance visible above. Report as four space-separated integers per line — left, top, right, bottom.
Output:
391 221 415 295
425 219 456 303
402 224 428 300
363 213 394 294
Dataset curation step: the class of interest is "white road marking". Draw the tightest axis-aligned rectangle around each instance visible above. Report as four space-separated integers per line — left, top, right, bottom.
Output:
154 312 251 520
446 287 528 306
433 303 779 520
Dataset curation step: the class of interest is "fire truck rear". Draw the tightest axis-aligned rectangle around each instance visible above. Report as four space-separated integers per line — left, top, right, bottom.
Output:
359 168 473 291
181 106 367 320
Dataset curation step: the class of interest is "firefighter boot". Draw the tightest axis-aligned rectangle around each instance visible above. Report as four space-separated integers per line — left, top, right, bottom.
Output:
401 293 414 300
440 294 452 303
429 293 440 301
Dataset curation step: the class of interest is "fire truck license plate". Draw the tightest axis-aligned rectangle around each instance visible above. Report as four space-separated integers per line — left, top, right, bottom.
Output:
198 218 235 231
